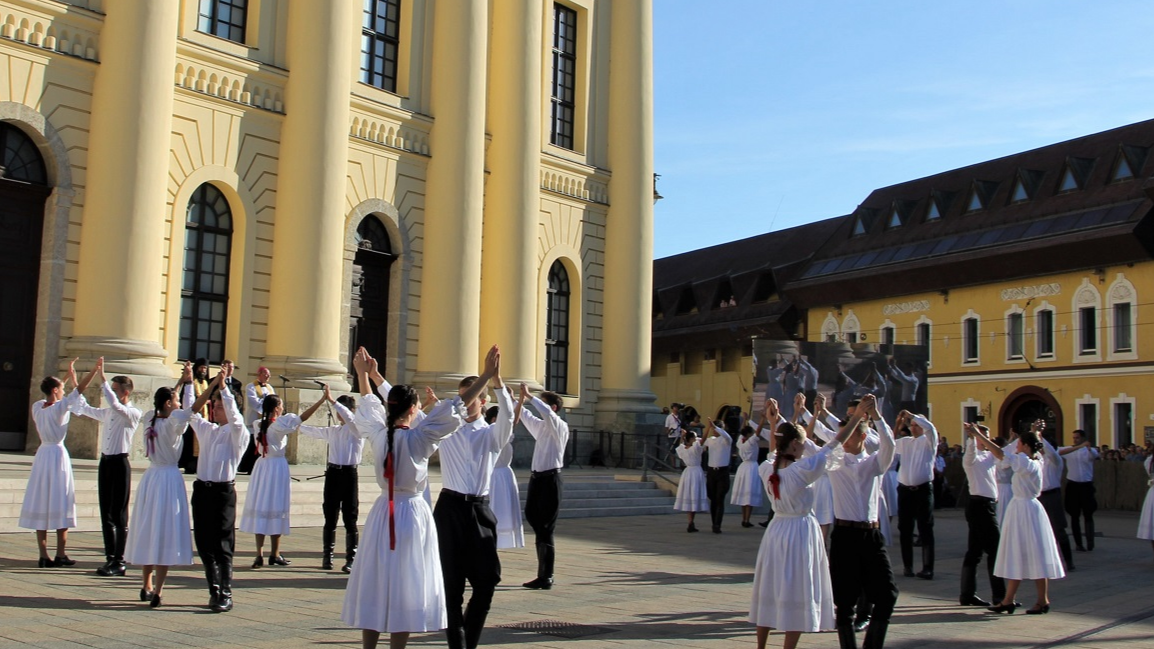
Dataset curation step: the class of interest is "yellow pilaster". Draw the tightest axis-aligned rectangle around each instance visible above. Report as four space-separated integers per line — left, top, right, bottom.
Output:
264 0 359 388
414 0 488 388
480 0 543 386
67 0 178 376
598 0 659 426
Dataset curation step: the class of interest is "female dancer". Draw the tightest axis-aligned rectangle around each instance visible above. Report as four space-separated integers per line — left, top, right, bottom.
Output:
241 391 327 567
342 345 499 649
1137 451 1154 559
971 420 1065 614
125 362 196 606
490 392 524 549
674 430 708 532
20 359 83 567
731 424 763 527
995 431 1018 527
750 395 868 649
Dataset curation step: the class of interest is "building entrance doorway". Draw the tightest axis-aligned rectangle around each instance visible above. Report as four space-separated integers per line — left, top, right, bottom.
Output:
0 123 50 443
998 386 1064 447
347 216 396 392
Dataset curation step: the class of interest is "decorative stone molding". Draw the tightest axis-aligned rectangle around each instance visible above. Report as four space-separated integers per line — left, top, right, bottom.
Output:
882 299 929 315
1075 281 1099 306
1001 283 1060 301
539 158 609 205
349 111 429 156
0 4 100 62
174 58 285 114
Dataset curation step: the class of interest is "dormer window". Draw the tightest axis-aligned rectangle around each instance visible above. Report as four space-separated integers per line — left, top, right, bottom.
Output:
1111 145 1148 183
851 209 878 237
1058 156 1095 193
674 285 697 315
887 207 902 228
1113 156 1134 181
926 200 940 220
965 180 999 213
1010 179 1028 203
1009 169 1044 204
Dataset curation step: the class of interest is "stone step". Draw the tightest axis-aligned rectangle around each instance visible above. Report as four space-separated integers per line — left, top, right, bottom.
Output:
559 505 677 519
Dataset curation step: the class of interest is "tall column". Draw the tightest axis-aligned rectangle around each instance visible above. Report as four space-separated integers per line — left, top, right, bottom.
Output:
67 0 179 377
598 0 660 429
479 0 543 386
264 0 359 388
413 0 488 389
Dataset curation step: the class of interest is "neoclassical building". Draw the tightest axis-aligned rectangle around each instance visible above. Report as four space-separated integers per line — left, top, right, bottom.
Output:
0 0 659 458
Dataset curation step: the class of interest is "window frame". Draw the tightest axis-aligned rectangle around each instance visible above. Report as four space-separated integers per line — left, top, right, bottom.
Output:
1034 305 1056 360
544 260 571 394
549 3 578 150
1006 310 1025 361
360 0 401 93
178 183 234 363
1106 274 1137 361
197 0 248 44
962 313 980 365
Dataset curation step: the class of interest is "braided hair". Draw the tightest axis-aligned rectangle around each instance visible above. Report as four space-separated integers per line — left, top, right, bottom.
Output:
1018 430 1045 459
384 384 419 466
257 394 282 457
768 421 804 499
146 387 174 457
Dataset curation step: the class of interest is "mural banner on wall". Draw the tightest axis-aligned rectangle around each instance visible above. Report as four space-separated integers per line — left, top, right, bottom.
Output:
751 339 929 430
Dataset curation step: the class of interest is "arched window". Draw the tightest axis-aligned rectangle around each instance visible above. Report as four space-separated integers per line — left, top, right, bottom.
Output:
355 214 393 254
545 260 570 393
179 183 233 362
0 123 48 185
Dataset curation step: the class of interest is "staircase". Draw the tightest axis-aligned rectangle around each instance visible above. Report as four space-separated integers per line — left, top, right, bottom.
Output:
518 474 676 518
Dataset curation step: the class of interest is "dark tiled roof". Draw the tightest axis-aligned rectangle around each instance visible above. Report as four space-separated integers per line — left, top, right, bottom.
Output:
784 118 1154 306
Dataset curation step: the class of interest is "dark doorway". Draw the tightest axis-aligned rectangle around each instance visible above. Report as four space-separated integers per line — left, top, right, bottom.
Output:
0 123 50 439
348 216 396 392
998 386 1064 447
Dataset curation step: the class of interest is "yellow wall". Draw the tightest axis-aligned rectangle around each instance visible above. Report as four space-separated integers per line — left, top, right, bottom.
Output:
651 354 756 418
805 263 1154 447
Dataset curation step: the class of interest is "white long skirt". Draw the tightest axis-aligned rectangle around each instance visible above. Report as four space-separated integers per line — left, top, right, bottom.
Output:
490 466 524 549
674 466 708 512
883 469 899 516
124 464 193 566
878 491 893 546
749 513 834 632
342 493 446 633
996 483 1013 527
812 475 834 526
994 497 1066 580
240 455 291 536
1138 484 1154 540
730 460 763 507
18 443 76 530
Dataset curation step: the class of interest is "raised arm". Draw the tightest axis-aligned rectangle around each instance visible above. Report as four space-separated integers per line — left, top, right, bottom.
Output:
912 413 939 452
189 372 221 415
298 388 328 423
218 367 244 426
75 357 100 393
459 345 499 408
518 382 545 438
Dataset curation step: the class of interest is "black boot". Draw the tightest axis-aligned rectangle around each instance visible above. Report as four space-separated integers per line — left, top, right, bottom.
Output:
988 560 1006 604
204 561 221 609
523 543 554 589
837 624 858 649
321 529 336 570
862 618 888 649
342 530 358 574
959 565 988 606
853 592 872 632
1085 517 1095 551
213 563 233 612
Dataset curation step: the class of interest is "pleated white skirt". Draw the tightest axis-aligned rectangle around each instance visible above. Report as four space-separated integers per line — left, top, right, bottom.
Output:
812 475 834 526
1137 484 1154 540
18 444 76 530
124 464 193 566
749 513 834 631
730 460 763 507
342 493 446 633
674 466 708 512
240 455 291 536
490 466 524 549
994 497 1066 580
996 483 1013 527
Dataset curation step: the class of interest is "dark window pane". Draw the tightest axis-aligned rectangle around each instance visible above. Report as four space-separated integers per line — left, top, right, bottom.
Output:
550 4 578 150
361 0 401 92
179 183 232 362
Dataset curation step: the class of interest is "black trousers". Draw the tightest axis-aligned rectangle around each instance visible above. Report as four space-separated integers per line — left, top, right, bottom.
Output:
435 490 501 649
525 470 562 579
178 427 198 473
898 483 934 572
961 495 1004 602
323 466 360 534
830 526 898 627
706 467 730 530
1064 481 1097 550
98 454 131 562
191 480 237 596
1039 488 1074 569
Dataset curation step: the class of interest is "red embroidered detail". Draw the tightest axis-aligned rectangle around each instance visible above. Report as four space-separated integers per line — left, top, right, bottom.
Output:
768 472 781 499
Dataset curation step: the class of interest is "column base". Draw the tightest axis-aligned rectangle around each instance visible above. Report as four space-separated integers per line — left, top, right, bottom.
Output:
63 336 171 377
595 387 663 434
261 356 352 391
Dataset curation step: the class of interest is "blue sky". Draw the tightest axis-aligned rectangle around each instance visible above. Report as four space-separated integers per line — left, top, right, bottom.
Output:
652 0 1154 258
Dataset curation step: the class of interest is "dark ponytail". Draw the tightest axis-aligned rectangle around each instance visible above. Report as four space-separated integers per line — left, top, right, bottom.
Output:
1018 430 1045 459
146 387 174 457
257 394 282 457
384 385 419 463
768 421 803 499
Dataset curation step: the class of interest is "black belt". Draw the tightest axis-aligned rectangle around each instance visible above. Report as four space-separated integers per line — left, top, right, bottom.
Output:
706 466 729 472
898 482 931 491
194 479 235 488
440 488 489 503
969 495 995 503
101 453 129 459
531 468 561 477
327 463 357 470
835 518 880 529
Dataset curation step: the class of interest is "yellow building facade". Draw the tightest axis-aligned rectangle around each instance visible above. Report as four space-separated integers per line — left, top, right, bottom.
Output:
0 0 659 457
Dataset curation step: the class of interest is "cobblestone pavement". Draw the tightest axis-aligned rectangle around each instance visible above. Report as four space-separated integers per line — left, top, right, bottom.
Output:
1 506 1152 648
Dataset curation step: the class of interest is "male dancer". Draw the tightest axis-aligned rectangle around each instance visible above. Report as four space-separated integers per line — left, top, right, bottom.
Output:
180 358 211 473
72 357 141 577
1039 435 1075 571
894 410 937 579
434 360 515 649
299 387 364 572
827 394 898 649
703 416 732 533
1060 429 1099 551
959 422 1005 607
183 363 249 612
519 384 569 589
